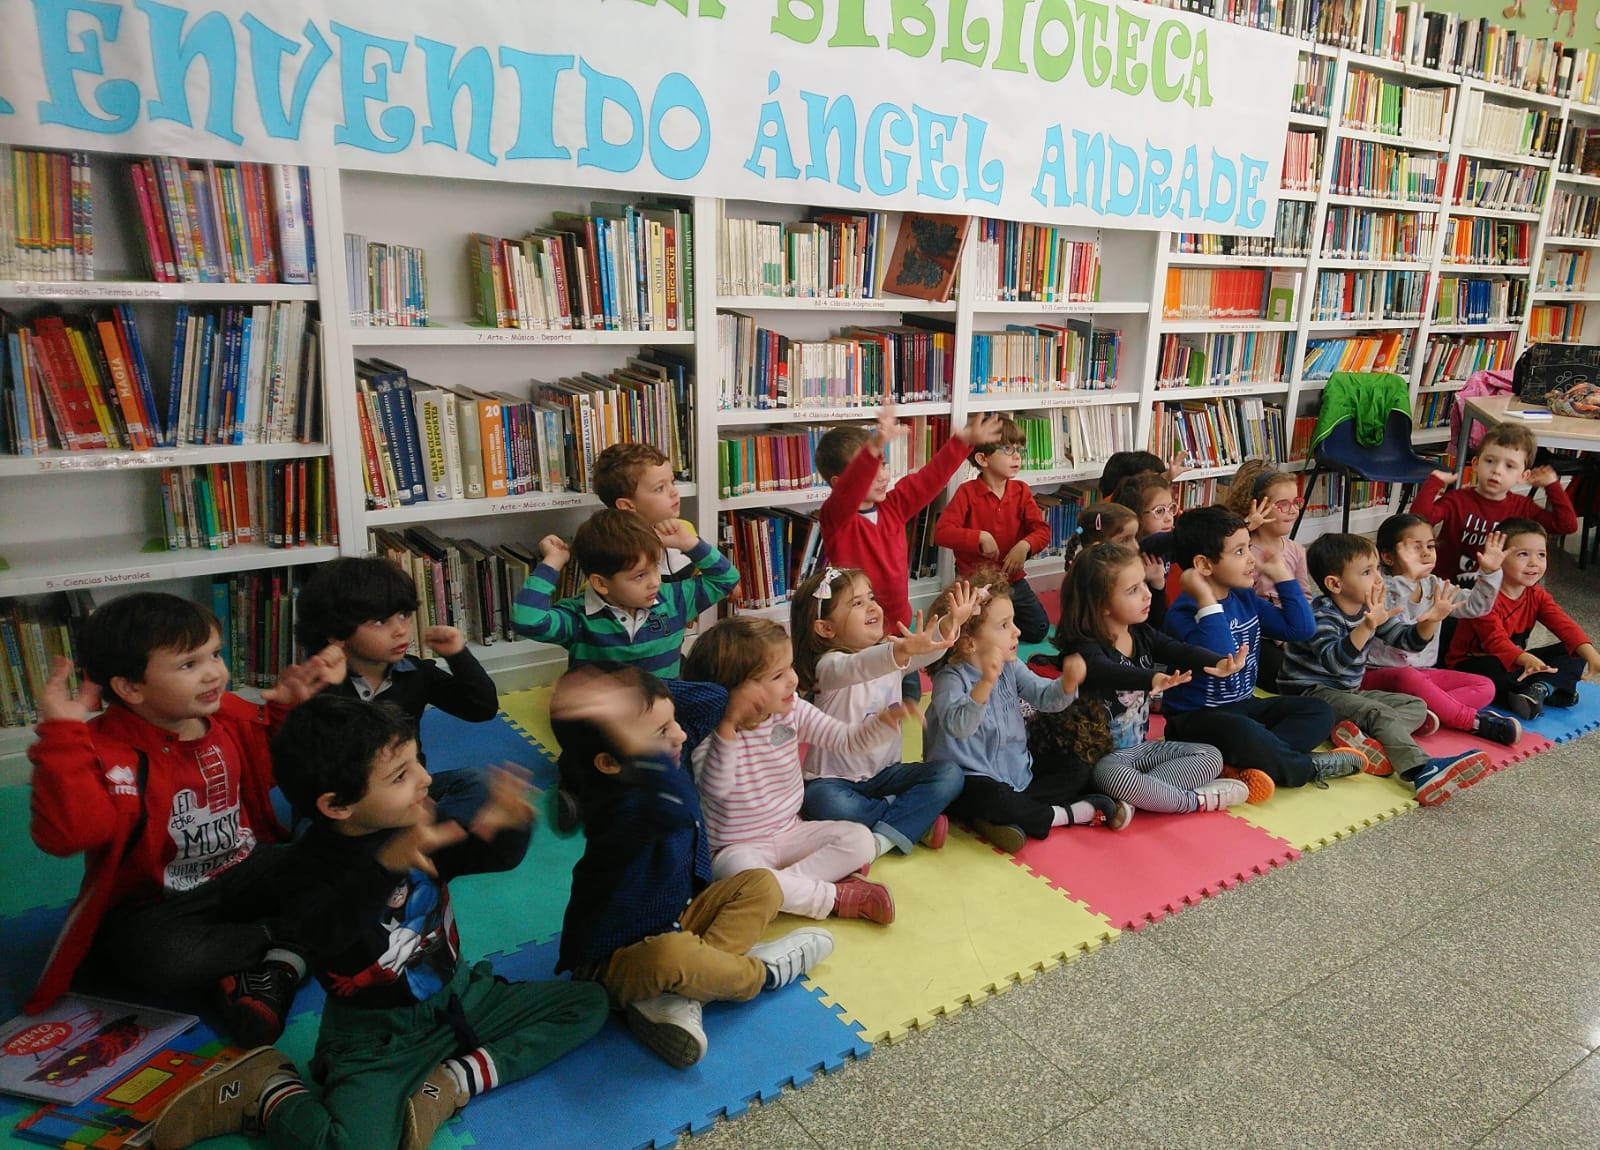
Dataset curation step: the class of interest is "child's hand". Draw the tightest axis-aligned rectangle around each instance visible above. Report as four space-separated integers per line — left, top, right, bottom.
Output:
1527 464 1559 489
1585 653 1600 681
722 680 771 731
978 530 999 558
1166 460 1192 482
1179 566 1216 605
1001 541 1030 576
1430 469 1457 487
955 412 1005 446
941 580 980 635
872 404 907 452
1143 553 1166 589
1476 531 1507 574
376 802 469 878
1361 578 1395 629
539 534 571 569
876 700 926 730
37 656 100 723
263 645 347 707
424 625 465 657
975 641 1007 682
468 764 537 839
655 518 698 553
1204 643 1250 678
1516 650 1556 679
1244 496 1273 532
1058 653 1088 691
1421 581 1459 623
1257 545 1291 585
896 610 960 660
1150 669 1192 693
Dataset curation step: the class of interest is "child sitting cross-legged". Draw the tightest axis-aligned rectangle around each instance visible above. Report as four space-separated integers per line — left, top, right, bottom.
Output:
790 567 973 857
549 665 832 1070
151 695 608 1150
925 574 1129 854
1280 533 1491 806
683 617 921 925
1054 543 1265 814
1446 517 1600 719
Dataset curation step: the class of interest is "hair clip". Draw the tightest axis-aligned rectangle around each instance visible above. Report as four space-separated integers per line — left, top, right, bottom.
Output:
812 566 843 601
973 585 992 604
1093 513 1103 531
1073 525 1084 536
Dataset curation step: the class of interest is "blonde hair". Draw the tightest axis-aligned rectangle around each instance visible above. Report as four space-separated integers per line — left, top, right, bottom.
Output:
1224 459 1295 521
790 566 870 694
927 568 1012 670
681 616 790 690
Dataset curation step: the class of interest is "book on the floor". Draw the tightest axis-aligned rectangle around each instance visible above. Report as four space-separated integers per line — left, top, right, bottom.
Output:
12 1047 224 1149
0 995 199 1106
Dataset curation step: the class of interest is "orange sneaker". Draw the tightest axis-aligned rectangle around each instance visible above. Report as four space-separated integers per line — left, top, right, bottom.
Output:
1331 720 1393 776
1220 765 1276 804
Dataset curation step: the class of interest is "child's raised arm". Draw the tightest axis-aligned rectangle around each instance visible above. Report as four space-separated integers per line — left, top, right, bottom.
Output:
29 657 121 857
790 697 922 757
510 536 585 646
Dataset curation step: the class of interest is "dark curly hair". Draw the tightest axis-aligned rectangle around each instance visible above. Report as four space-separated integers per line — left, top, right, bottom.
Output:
1023 700 1106 799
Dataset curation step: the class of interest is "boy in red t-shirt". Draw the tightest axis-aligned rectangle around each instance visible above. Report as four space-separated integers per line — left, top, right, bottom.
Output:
816 406 1003 698
27 591 343 1043
933 416 1051 642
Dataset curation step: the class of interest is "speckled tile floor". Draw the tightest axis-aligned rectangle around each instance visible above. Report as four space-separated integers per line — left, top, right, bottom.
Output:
685 545 1600 1150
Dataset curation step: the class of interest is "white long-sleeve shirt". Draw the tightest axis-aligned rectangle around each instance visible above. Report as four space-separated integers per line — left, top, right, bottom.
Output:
1367 569 1502 669
804 644 941 783
692 699 892 850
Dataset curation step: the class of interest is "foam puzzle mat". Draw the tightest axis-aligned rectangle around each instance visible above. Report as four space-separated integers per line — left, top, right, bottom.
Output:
1521 682 1600 745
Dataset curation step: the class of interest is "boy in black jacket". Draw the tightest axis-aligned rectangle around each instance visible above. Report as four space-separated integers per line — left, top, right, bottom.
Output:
151 696 606 1150
551 665 833 1069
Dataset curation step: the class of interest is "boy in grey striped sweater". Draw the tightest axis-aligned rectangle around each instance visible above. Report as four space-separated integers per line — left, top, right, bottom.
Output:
1280 533 1491 807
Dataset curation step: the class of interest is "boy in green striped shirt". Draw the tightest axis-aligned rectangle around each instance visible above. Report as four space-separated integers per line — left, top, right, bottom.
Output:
512 510 738 678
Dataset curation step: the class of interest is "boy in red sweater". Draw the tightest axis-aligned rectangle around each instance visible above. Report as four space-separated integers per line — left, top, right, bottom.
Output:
932 416 1052 642
1410 423 1578 583
1447 518 1600 719
816 406 1004 698
28 592 343 1044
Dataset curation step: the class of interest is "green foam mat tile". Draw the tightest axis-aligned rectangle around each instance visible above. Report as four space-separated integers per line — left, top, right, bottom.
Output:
0 788 84 919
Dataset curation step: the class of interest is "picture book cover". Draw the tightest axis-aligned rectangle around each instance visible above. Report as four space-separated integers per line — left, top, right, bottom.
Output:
882 212 970 302
0 996 199 1106
13 1047 224 1150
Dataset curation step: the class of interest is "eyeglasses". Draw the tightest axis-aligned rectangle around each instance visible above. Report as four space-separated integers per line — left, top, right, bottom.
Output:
1272 498 1305 512
1147 503 1179 516
985 444 1022 456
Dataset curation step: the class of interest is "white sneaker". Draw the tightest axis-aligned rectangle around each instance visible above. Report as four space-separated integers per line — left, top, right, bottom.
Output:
1193 778 1251 811
747 928 835 990
626 993 708 1068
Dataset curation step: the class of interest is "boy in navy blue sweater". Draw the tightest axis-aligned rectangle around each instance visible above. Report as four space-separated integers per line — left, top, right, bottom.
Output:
1161 507 1366 788
551 665 833 1069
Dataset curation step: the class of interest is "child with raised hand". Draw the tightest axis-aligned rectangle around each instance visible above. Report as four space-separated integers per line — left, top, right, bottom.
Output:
592 442 696 582
1097 450 1190 499
1111 472 1180 629
27 591 344 1047
549 665 831 1070
296 557 499 737
1055 543 1265 813
1222 461 1315 688
1365 515 1520 745
512 508 738 678
1447 518 1600 719
925 575 1126 854
1280 533 1491 805
683 618 921 925
932 416 1053 642
151 696 607 1150
791 567 973 856
1410 422 1578 583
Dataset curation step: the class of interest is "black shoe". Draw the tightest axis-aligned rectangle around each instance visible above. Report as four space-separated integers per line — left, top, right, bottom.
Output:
1547 687 1581 708
1473 710 1523 746
217 961 299 1047
1505 682 1549 720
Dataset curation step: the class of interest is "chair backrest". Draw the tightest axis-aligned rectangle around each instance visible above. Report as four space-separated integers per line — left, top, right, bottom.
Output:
1312 372 1412 452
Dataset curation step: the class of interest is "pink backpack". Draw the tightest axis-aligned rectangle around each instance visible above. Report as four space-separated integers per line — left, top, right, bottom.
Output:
1450 369 1514 453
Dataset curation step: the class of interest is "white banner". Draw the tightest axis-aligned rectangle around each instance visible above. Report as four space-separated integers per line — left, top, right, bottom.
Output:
0 0 1298 233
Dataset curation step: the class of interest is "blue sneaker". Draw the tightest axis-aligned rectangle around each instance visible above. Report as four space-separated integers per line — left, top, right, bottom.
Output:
1411 751 1492 807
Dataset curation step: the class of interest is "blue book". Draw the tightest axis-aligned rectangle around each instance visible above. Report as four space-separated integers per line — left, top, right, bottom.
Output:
115 305 162 447
166 305 189 447
232 309 254 444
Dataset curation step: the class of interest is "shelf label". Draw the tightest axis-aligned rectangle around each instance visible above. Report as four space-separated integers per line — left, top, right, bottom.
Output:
473 329 578 343
11 281 168 299
496 492 591 512
32 452 180 472
44 569 157 590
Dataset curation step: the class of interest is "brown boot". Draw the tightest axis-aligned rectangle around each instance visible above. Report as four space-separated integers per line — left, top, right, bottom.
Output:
152 1046 297 1149
400 1065 468 1150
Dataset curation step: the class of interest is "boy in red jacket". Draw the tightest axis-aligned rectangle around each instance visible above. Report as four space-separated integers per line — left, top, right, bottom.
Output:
933 416 1052 642
1446 518 1600 719
1410 423 1578 583
816 405 1004 698
28 592 342 1044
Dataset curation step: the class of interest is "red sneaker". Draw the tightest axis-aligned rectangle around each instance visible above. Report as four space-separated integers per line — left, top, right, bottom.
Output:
833 875 895 924
920 814 949 850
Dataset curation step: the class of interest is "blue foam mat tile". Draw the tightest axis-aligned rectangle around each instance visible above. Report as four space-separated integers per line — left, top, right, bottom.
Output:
1522 682 1600 745
463 938 870 1150
421 710 560 792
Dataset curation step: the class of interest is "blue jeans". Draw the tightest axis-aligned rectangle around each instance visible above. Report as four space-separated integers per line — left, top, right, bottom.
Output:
801 761 965 853
1009 577 1050 644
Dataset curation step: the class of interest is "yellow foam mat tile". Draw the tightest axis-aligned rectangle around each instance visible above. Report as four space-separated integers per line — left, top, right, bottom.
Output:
1228 771 1418 852
767 827 1119 1044
499 685 560 754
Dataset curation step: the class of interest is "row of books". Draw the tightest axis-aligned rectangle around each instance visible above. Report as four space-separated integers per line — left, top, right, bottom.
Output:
721 505 940 612
1148 398 1288 468
1418 332 1515 386
1162 268 1298 320
716 416 948 499
1339 72 1452 144
1559 126 1600 176
1537 249 1593 293
1015 406 1136 470
0 147 92 281
716 209 888 300
1300 473 1393 515
1457 92 1560 158
1529 301 1587 342
1329 139 1443 202
0 592 89 728
1 303 320 455
345 236 428 328
1283 131 1323 192
1036 485 1095 556
1547 190 1600 241
1172 202 1314 259
716 314 954 410
1290 414 1317 462
1321 206 1436 262
1155 330 1294 389
1302 331 1413 378
1439 217 1531 266
970 324 1121 393
1415 390 1455 428
353 351 693 508
160 457 336 551
970 220 1101 303
1451 159 1547 213
128 158 314 286
1174 475 1223 510
1292 51 1336 115
468 201 694 333
1311 268 1427 321
1433 277 1527 325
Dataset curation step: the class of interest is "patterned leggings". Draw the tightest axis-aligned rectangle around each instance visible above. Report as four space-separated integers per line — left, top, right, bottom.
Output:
1091 740 1226 814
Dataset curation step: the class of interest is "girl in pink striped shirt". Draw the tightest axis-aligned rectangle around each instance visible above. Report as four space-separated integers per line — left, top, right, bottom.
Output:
683 618 919 925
